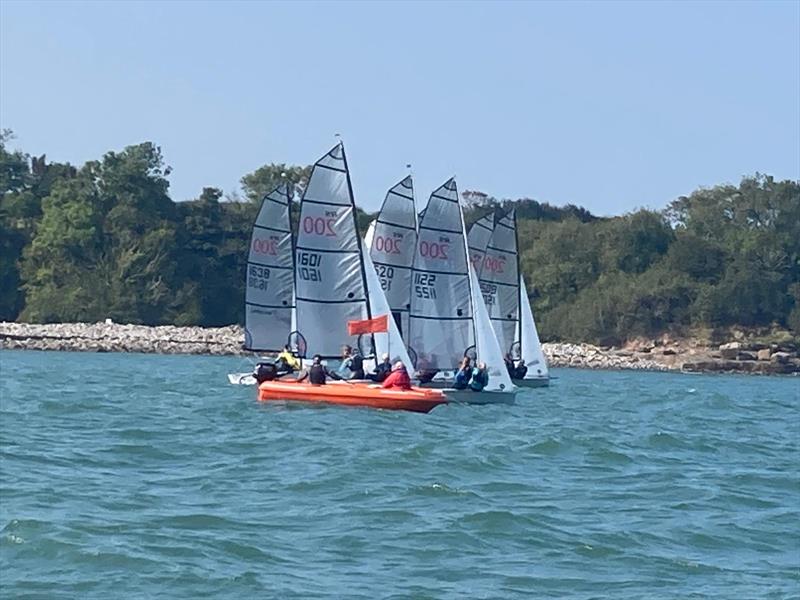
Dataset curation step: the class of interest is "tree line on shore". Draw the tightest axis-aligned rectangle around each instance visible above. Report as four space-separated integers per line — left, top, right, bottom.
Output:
2 131 798 344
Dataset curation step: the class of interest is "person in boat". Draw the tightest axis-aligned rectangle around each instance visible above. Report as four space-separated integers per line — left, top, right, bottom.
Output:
296 354 342 385
368 353 392 382
513 360 528 380
382 361 412 390
453 357 473 390
415 353 438 384
275 344 301 374
337 344 365 380
504 353 515 378
469 361 489 392
504 353 528 379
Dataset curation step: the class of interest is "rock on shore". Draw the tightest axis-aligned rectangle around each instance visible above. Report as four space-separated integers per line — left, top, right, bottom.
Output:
0 322 245 356
1 322 798 375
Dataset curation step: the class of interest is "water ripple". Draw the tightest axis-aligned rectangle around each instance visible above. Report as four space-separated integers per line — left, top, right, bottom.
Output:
1 350 798 599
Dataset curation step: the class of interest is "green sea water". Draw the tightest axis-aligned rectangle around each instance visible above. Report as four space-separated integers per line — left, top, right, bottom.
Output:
1 350 798 598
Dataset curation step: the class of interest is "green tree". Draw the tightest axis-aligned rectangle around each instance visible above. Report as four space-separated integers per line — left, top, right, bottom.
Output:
21 142 182 324
240 163 310 203
600 210 674 274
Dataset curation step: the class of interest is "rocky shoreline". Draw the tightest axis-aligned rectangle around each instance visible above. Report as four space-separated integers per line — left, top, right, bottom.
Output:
1 322 798 376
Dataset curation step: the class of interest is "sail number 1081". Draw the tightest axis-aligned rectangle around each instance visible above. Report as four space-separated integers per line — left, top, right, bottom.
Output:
298 251 322 282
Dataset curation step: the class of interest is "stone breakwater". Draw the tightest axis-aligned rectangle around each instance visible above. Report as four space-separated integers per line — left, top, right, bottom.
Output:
0 322 246 356
1 322 798 375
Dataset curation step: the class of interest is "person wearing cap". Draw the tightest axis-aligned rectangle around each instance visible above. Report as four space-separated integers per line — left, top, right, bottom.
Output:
381 361 412 390
368 353 393 382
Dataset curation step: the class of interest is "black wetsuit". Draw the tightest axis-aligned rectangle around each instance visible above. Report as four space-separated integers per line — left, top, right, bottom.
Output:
309 364 326 384
369 361 392 382
347 354 365 379
297 364 340 385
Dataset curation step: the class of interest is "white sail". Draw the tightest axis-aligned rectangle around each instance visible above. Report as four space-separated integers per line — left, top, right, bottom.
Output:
293 143 373 358
476 209 519 355
369 176 417 338
518 276 549 379
469 264 514 391
364 219 376 249
362 249 415 374
244 183 294 351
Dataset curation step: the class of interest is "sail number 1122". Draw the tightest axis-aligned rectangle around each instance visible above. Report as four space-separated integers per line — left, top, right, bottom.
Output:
414 273 437 299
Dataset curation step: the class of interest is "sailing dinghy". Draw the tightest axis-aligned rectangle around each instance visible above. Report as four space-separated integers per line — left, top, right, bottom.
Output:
468 208 549 387
291 143 413 370
228 183 295 385
408 179 516 403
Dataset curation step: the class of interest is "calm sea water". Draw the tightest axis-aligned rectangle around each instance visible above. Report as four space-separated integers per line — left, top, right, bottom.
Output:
1 350 798 599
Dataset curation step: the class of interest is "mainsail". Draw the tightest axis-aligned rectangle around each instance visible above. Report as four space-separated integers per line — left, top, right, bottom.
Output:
293 143 372 358
474 209 520 355
368 176 418 338
244 183 294 352
408 179 473 370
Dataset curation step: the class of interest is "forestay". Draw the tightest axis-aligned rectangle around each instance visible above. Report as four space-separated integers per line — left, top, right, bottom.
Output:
244 183 294 352
294 144 372 358
408 179 473 370
368 176 418 338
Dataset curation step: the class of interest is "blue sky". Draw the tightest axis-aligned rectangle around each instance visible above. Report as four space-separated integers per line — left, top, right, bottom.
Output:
1 0 798 215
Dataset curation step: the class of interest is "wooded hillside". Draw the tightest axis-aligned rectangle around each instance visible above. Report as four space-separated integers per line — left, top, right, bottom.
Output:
2 132 798 344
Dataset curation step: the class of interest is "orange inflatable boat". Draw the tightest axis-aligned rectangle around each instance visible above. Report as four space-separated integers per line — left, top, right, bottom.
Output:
257 380 447 413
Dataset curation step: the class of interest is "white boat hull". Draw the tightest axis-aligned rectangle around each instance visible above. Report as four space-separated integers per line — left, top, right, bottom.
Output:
442 388 517 404
228 373 255 385
418 380 517 404
514 376 550 388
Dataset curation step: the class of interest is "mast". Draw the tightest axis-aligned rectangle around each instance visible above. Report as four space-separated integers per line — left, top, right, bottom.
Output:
341 143 375 354
513 208 523 359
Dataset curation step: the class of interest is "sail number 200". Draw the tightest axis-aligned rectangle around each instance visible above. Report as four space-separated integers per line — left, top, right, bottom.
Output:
419 241 449 260
302 216 336 237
